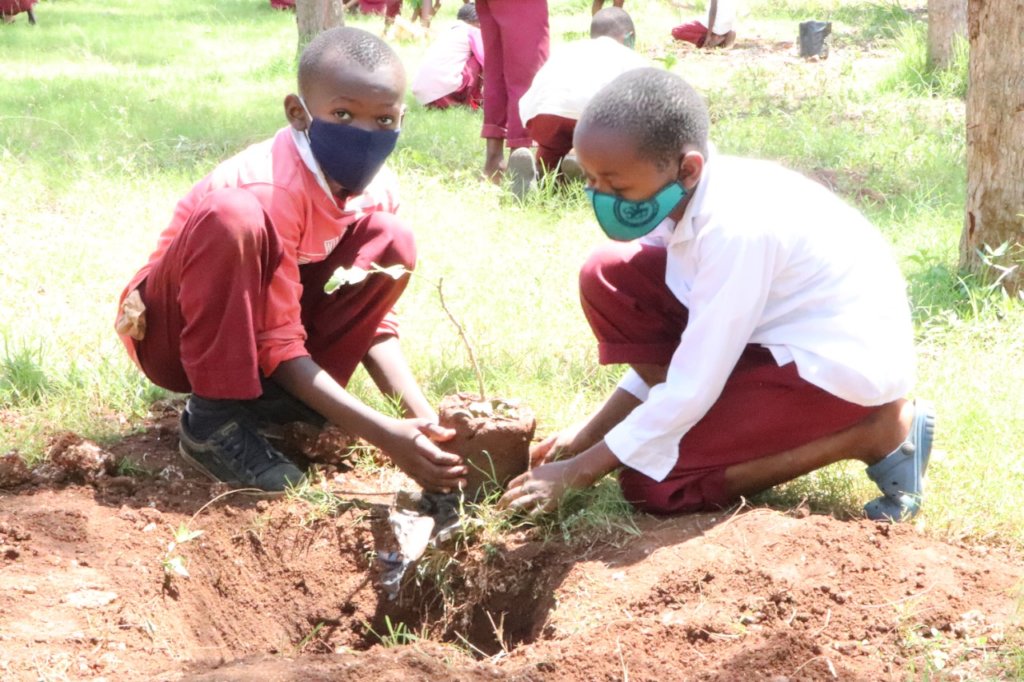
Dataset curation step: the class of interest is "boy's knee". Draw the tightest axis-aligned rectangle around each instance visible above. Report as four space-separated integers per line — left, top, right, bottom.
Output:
193 188 270 246
619 467 731 516
361 212 417 269
579 242 636 300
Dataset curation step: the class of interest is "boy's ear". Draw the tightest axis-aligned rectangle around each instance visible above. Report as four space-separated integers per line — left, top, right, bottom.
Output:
284 94 310 132
678 150 705 191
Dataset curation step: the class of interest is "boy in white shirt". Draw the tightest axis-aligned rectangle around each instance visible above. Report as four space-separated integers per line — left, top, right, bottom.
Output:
672 0 738 48
411 3 484 110
500 68 934 522
508 7 648 198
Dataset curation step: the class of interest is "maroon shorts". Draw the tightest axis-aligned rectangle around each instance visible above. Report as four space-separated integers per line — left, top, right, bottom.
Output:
0 0 36 15
525 114 576 174
579 241 878 515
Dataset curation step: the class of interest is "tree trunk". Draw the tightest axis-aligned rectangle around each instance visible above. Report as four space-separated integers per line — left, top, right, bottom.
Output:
296 0 344 54
927 0 967 69
960 0 1024 296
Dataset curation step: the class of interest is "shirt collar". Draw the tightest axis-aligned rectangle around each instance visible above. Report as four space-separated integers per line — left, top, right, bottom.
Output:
289 125 341 208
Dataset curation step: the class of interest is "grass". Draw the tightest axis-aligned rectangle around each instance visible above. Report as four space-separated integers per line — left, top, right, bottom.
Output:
1 0 1022 568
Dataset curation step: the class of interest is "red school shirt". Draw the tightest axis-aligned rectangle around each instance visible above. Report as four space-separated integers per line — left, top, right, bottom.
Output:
120 126 401 377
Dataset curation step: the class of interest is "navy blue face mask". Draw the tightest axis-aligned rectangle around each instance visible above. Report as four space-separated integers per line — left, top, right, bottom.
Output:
300 98 400 196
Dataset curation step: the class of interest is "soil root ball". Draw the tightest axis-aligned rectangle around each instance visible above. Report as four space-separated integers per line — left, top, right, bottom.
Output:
437 393 536 500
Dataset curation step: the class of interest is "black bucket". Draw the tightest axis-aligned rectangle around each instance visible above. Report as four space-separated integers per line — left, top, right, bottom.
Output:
799 20 832 58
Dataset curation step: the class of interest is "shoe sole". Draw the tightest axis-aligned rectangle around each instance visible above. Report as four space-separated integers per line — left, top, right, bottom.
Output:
178 443 288 499
508 149 535 200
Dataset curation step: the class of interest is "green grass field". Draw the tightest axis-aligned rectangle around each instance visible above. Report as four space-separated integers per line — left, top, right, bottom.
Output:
1 0 1021 548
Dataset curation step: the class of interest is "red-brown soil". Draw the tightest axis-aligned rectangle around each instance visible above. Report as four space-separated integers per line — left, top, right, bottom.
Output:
2 405 1021 681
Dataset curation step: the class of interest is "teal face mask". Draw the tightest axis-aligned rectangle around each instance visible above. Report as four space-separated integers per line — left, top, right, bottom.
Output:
585 181 688 241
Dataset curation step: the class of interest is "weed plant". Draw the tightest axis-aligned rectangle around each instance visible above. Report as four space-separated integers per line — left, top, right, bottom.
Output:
1 0 1022 577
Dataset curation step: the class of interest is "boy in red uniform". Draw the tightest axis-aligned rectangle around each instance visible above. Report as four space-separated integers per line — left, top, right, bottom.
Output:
116 27 467 495
477 0 550 181
501 69 934 522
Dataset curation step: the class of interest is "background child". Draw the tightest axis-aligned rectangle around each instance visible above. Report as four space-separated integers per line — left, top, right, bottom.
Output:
412 3 484 110
477 0 549 182
671 0 738 48
590 0 623 15
0 0 36 24
501 68 934 523
116 27 467 496
509 7 648 197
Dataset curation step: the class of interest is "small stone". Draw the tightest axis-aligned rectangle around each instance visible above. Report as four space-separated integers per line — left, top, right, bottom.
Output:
65 589 118 609
0 453 33 488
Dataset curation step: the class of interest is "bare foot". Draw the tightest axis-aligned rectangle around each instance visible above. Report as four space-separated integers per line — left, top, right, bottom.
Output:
861 399 914 465
704 30 736 49
483 139 506 184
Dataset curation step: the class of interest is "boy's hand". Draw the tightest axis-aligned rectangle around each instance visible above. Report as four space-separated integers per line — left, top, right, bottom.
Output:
383 419 466 494
498 460 578 514
530 431 579 466
529 419 590 466
501 441 623 515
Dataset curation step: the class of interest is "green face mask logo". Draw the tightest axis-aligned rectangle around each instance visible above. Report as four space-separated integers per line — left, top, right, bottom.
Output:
585 182 688 241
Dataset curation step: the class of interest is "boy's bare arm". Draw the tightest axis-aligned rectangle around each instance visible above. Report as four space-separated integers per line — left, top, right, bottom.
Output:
361 335 437 421
271 355 467 492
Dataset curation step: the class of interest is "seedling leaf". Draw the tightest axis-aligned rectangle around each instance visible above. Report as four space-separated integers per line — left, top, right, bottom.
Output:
164 555 190 578
324 266 370 293
173 523 204 544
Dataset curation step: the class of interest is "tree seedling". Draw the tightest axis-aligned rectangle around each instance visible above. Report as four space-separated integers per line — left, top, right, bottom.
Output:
325 262 487 400
162 523 203 579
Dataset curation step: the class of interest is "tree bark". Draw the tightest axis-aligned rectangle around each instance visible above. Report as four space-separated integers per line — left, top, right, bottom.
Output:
927 0 967 69
296 0 344 54
960 0 1024 295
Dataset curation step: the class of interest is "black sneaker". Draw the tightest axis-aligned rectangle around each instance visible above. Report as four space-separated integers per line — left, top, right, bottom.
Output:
244 378 326 429
178 411 306 494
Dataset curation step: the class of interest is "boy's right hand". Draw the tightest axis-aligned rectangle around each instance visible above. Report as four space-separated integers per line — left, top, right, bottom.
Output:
383 419 467 493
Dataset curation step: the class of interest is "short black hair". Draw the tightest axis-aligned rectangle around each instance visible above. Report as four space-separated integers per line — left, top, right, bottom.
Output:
298 26 401 94
590 7 634 40
457 2 478 23
579 68 710 167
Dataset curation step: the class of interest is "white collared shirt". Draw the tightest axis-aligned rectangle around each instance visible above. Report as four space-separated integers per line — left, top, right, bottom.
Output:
604 152 916 482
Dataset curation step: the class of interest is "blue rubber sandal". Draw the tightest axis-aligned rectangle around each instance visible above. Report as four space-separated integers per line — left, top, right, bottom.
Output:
863 400 936 522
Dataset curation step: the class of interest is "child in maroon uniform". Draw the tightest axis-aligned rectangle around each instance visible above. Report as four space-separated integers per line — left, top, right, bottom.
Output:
116 27 467 495
501 69 933 522
477 0 550 181
0 0 36 23
412 3 484 110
